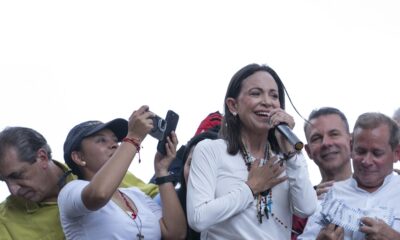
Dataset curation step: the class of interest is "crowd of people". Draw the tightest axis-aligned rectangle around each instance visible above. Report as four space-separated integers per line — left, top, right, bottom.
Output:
0 63 399 240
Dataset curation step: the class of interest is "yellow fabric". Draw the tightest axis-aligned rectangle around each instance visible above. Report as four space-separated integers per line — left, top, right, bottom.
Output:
120 172 159 198
0 160 158 240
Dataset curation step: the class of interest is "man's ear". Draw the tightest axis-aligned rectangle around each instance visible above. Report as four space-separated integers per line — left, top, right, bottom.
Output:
71 151 87 167
393 144 400 163
349 138 355 160
350 138 354 151
304 144 312 160
226 97 238 115
36 148 50 169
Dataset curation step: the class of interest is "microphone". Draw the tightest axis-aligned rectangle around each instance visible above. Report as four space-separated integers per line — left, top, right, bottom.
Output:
276 123 304 151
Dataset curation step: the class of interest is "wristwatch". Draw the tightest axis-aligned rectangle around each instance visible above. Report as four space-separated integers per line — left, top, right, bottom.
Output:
154 174 177 185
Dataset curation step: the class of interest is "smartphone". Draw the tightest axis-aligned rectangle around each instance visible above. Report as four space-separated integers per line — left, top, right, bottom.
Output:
157 110 179 155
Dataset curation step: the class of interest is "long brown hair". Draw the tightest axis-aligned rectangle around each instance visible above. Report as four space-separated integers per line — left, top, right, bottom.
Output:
219 63 286 155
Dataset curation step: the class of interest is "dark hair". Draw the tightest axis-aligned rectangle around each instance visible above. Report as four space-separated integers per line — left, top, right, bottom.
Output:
353 112 400 150
304 107 350 139
68 144 84 179
219 63 286 155
0 127 52 164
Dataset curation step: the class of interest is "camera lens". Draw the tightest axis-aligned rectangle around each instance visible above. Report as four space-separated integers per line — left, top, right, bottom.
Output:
158 119 167 131
150 115 166 140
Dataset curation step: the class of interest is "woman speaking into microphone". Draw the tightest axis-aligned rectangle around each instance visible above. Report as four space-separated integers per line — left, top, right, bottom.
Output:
186 63 317 240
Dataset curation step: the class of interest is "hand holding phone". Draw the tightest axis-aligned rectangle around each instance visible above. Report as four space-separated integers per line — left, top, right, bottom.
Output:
157 110 179 155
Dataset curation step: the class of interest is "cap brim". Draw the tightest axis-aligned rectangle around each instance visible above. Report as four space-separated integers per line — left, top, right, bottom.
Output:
85 118 128 141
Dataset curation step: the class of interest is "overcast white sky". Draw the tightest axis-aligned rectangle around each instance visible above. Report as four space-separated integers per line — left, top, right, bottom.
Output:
1 0 399 201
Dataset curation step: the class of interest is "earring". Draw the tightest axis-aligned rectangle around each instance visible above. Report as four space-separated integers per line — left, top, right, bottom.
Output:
232 112 237 117
81 161 87 167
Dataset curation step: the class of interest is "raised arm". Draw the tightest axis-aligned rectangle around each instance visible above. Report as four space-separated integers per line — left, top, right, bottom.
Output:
81 105 153 210
155 132 187 240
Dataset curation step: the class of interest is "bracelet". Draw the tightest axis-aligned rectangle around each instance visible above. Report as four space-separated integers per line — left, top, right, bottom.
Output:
246 183 256 198
122 137 142 163
154 174 177 185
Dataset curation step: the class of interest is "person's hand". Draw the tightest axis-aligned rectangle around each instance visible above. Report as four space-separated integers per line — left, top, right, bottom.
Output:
359 217 400 240
316 223 344 240
315 180 334 200
154 131 178 177
268 108 295 129
126 105 154 142
267 109 296 152
246 156 287 195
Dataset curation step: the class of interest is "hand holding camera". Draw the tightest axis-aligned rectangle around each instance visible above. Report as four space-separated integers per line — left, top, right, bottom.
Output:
126 105 154 141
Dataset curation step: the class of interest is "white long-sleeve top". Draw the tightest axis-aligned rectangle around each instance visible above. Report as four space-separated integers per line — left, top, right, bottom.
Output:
298 174 400 240
186 139 317 240
58 180 162 240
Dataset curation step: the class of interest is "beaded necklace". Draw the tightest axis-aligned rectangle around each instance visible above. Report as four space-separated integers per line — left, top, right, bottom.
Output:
240 141 298 234
240 141 272 223
118 190 144 240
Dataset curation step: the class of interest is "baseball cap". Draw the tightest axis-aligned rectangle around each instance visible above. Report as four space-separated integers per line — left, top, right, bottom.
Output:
63 118 128 164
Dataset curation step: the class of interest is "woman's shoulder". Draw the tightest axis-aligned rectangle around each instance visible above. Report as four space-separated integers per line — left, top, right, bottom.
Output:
196 138 225 149
65 179 88 187
58 180 89 207
60 179 89 194
194 138 226 154
193 139 227 164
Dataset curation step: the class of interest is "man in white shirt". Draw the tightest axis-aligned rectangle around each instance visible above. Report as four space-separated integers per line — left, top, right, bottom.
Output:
292 107 353 239
299 112 400 240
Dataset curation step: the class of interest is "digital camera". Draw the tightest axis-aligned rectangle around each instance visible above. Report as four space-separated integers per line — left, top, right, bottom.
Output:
150 115 167 140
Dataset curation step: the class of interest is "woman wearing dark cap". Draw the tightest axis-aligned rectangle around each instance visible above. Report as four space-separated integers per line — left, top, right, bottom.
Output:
58 105 186 240
186 64 317 239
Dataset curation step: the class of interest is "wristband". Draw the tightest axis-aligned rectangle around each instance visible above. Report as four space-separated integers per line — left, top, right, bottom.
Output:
122 137 142 163
154 174 176 185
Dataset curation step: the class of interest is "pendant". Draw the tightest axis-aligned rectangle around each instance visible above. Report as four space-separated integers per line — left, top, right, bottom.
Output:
137 233 144 240
257 210 263 223
266 193 272 220
264 203 269 219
